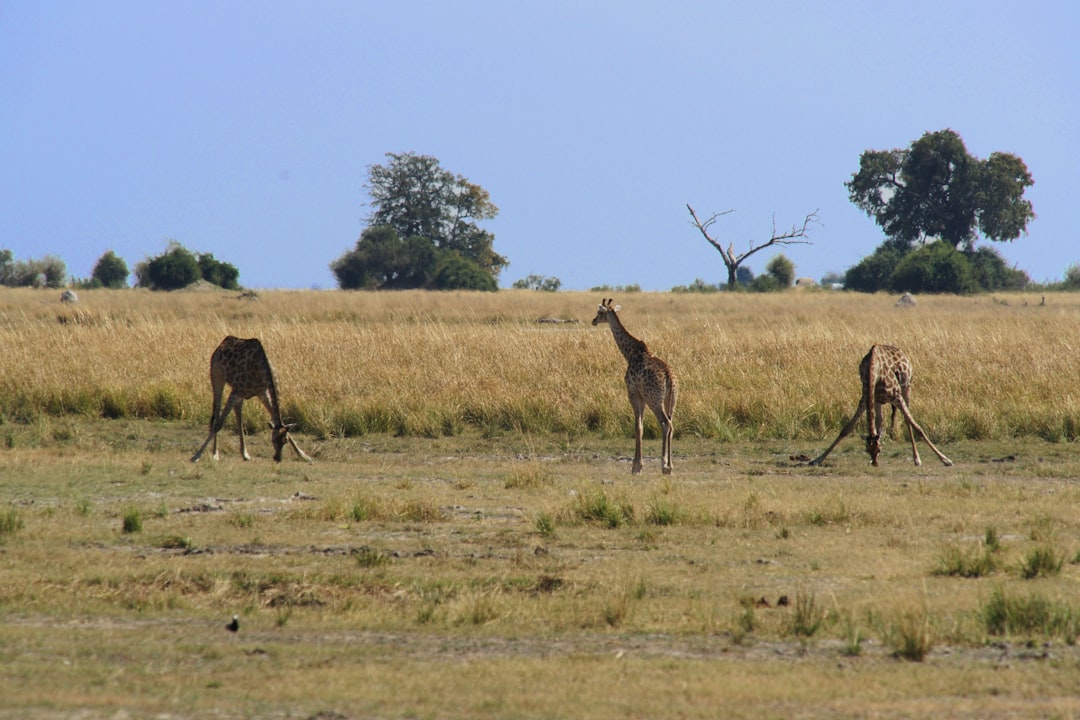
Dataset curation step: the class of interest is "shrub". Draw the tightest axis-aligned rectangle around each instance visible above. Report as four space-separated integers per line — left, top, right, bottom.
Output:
888 242 976 294
843 245 905 292
90 251 130 288
766 254 795 287
122 507 143 534
749 274 783 293
430 252 497 291
589 284 641 293
966 246 1029 291
0 252 67 288
197 253 240 290
135 242 200 290
512 274 562 291
671 278 722 293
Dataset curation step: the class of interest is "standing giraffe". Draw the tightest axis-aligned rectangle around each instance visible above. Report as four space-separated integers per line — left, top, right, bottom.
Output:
809 343 952 467
591 298 678 474
190 336 312 463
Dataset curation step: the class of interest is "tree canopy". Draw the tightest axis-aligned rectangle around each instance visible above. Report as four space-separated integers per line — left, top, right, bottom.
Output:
90 250 130 288
846 129 1034 250
333 152 506 290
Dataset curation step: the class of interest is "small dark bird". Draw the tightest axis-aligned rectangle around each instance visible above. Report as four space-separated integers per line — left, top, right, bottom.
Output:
226 615 240 632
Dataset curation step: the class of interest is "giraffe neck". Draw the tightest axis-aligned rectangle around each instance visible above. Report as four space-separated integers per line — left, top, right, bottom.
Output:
606 311 648 364
261 354 285 427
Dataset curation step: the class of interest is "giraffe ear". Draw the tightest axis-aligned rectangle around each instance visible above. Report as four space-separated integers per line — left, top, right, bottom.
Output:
613 305 621 312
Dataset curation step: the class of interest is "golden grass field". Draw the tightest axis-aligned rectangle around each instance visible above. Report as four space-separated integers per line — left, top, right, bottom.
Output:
1 287 1079 718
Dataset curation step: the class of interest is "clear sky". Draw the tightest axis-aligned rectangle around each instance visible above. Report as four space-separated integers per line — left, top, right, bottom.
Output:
2 1 1076 290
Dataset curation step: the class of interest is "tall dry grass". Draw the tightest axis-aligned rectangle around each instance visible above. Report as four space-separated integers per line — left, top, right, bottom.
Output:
2 286 1077 442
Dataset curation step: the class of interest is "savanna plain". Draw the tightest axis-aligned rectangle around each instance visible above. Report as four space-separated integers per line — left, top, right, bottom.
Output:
1 287 1079 719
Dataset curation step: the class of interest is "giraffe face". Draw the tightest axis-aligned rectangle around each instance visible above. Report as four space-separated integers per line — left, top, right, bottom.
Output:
591 299 619 326
270 422 292 462
864 434 881 466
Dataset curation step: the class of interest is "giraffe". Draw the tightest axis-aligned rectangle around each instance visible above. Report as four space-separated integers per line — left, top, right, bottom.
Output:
190 336 312 463
809 343 952 467
591 298 678 474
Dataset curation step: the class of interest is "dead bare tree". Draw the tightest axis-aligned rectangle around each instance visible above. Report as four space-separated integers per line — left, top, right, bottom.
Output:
687 204 820 290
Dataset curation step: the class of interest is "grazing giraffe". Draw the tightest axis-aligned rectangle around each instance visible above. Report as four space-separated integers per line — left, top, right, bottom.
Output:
809 343 952 467
190 336 312 463
591 298 678 474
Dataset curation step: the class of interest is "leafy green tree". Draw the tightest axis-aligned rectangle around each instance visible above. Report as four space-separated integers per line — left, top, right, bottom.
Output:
91 250 129 288
1064 264 1080 290
846 129 1035 251
345 152 509 287
766 254 795 287
331 225 439 290
197 253 240 290
430 252 497 291
135 242 200 290
966 247 1029 291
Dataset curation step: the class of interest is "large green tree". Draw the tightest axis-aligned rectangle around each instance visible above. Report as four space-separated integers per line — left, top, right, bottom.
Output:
846 129 1035 250
338 152 507 289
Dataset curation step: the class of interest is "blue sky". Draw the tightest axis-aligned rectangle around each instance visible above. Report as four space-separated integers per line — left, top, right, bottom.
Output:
2 1 1076 290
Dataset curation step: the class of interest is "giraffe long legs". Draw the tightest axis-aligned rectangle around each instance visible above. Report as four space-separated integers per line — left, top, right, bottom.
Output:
233 401 250 461
190 391 245 462
808 400 866 466
654 407 673 475
893 394 953 467
630 395 645 474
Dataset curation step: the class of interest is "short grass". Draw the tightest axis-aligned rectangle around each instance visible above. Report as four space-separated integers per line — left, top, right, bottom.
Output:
1 420 1079 718
1 288 1080 718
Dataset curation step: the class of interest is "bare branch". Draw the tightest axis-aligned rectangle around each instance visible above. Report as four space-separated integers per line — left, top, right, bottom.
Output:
768 209 821 244
686 204 736 259
688 203 820 290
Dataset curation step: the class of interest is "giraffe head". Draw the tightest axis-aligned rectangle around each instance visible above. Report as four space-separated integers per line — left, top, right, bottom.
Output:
864 433 882 466
270 421 297 463
591 298 620 326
